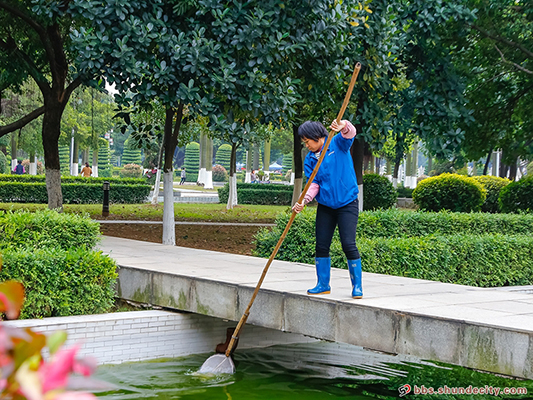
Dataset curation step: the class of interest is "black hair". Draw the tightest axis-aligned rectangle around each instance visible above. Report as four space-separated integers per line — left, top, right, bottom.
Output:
298 121 328 141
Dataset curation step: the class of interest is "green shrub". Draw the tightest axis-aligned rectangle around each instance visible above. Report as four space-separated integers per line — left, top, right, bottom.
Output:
253 209 533 287
119 163 143 178
0 151 8 174
396 185 414 198
98 138 112 172
59 146 70 175
212 164 228 182
356 209 533 238
362 173 397 210
471 175 510 213
412 173 486 212
0 174 146 185
499 175 533 213
282 153 292 174
121 138 142 166
358 234 533 287
184 142 199 182
99 168 112 178
0 209 100 250
215 144 232 171
0 246 117 319
0 181 150 204
0 209 117 319
218 183 293 205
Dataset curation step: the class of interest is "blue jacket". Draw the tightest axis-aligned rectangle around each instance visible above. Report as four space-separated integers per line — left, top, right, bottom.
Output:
304 133 358 209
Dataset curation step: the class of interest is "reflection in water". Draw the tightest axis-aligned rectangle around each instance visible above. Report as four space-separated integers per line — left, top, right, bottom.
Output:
94 342 532 400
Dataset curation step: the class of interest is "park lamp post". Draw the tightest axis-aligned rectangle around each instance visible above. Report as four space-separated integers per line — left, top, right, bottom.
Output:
102 181 110 217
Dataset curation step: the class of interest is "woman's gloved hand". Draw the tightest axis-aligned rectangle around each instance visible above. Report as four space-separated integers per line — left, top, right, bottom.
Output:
292 200 306 213
330 119 346 132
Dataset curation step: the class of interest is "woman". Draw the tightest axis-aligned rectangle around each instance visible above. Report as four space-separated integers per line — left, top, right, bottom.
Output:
292 119 362 299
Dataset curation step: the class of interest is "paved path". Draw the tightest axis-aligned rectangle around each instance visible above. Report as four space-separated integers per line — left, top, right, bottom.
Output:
99 236 533 379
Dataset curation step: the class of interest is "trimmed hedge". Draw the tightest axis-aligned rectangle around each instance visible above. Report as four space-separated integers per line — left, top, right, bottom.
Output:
358 234 533 287
500 175 533 213
412 173 486 212
0 247 117 319
0 174 146 185
471 175 510 213
396 186 414 198
0 209 117 319
0 181 150 203
218 183 293 205
253 209 533 287
0 209 100 250
362 173 397 210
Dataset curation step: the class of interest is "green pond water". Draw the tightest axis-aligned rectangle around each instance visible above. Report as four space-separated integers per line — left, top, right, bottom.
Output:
94 342 533 399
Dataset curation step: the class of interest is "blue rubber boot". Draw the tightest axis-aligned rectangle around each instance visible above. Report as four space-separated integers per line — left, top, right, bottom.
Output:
307 257 331 295
348 259 363 299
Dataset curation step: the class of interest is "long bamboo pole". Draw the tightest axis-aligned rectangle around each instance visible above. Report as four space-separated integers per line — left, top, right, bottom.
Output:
225 62 362 357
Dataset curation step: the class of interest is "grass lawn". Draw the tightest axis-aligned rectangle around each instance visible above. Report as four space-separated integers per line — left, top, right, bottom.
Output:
0 203 289 223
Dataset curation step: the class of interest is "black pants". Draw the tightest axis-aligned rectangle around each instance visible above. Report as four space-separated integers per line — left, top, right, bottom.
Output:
315 199 360 260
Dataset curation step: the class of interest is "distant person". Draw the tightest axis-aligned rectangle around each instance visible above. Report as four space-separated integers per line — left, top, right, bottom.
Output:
180 167 186 185
80 162 92 177
14 160 25 175
251 170 257 183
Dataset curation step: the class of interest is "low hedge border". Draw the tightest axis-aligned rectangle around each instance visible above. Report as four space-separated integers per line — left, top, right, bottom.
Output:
218 182 293 205
255 209 533 244
358 234 533 287
253 209 533 287
0 182 150 204
0 174 146 185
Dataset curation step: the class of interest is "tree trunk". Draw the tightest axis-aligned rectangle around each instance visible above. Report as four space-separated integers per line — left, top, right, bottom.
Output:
412 140 418 186
491 151 498 176
92 147 98 177
483 149 492 176
393 158 401 188
10 133 17 171
162 170 175 245
71 137 79 176
227 143 238 209
263 139 271 181
508 157 518 181
245 149 252 183
162 104 184 246
29 151 37 175
252 143 259 171
198 131 207 186
151 137 164 205
204 136 213 189
42 101 66 210
291 123 303 205
351 133 365 211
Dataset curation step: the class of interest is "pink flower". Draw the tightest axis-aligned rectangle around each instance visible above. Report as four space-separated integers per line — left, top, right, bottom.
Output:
39 344 94 393
54 392 97 400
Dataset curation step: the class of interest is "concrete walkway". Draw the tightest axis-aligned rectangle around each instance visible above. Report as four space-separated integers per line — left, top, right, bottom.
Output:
99 236 533 379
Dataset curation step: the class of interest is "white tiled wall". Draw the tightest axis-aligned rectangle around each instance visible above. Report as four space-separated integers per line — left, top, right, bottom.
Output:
4 310 316 365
